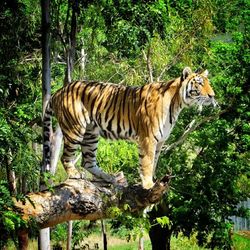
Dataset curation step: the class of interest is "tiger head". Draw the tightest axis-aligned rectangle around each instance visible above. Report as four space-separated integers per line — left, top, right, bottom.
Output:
180 67 217 109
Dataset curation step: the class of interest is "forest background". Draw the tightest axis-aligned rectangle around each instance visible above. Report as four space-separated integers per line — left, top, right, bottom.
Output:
0 0 249 249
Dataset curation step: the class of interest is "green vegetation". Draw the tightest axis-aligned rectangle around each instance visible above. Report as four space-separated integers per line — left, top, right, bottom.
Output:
5 230 250 250
233 234 250 250
0 181 25 248
0 0 249 249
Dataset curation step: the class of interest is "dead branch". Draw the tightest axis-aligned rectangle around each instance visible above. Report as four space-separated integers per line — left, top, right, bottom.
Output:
142 47 154 83
14 174 171 229
157 44 191 81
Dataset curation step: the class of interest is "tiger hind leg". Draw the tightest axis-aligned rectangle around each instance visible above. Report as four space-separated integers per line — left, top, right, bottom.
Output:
81 129 114 183
61 137 82 179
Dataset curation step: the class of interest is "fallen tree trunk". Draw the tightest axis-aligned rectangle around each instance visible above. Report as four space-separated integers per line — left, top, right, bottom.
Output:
15 174 171 230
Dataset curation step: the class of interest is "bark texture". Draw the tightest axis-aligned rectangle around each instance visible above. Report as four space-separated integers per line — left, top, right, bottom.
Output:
14 175 171 229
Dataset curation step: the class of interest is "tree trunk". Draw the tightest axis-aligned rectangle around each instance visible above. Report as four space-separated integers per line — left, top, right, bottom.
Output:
101 220 107 250
18 230 29 250
6 149 17 195
79 39 87 78
50 125 63 175
66 221 73 250
148 203 172 250
64 4 78 247
149 224 171 250
138 236 144 250
38 228 50 250
40 0 51 249
41 0 51 118
63 0 77 85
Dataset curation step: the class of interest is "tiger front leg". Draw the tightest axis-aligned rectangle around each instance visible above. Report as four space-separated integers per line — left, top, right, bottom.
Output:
139 138 157 189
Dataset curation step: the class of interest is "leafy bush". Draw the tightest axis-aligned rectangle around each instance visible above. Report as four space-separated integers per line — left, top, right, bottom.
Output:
97 139 139 184
0 181 27 248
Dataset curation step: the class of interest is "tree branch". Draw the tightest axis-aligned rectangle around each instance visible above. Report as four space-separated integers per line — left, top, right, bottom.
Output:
143 47 153 83
157 43 191 81
14 174 171 229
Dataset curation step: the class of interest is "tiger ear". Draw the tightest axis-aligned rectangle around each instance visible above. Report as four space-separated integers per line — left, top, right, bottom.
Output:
201 69 209 77
181 67 192 81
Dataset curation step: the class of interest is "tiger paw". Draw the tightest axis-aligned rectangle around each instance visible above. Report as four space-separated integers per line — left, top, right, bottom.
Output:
67 171 84 179
113 172 128 188
64 163 83 179
142 180 155 190
91 175 114 188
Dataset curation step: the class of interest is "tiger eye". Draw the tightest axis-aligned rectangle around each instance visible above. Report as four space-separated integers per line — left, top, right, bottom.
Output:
195 76 204 85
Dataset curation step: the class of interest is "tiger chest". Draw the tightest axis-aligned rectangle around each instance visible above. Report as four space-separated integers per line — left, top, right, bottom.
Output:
157 120 175 142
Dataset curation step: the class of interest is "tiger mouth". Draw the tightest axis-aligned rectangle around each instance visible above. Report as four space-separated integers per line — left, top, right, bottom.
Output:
197 96 218 108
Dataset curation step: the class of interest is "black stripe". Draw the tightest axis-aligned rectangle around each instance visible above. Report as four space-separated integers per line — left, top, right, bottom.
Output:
116 89 124 135
104 88 116 122
81 82 90 103
153 135 159 142
73 82 82 123
81 81 97 104
127 96 133 136
123 87 130 114
139 85 145 101
103 84 114 110
89 95 99 119
110 130 118 139
105 87 120 124
65 147 76 153
107 112 115 132
122 87 131 131
156 114 163 138
169 102 173 124
95 85 107 113
83 152 95 158
64 84 75 124
130 87 138 134
144 86 152 117
84 163 94 168
102 130 108 138
161 79 175 94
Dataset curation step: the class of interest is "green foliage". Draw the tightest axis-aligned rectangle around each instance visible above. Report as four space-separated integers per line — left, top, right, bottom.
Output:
0 181 27 248
72 221 95 247
110 213 150 242
51 223 68 248
155 216 171 228
0 0 41 191
233 234 250 250
51 221 100 249
97 139 139 184
100 0 169 57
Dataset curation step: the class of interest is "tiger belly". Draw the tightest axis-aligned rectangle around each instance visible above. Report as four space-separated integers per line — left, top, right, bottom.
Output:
94 119 138 141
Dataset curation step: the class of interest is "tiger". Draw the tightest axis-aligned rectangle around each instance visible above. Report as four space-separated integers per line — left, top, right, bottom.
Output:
43 67 216 189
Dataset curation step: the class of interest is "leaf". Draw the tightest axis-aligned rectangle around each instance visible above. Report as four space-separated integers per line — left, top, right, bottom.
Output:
156 216 170 228
3 217 16 231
